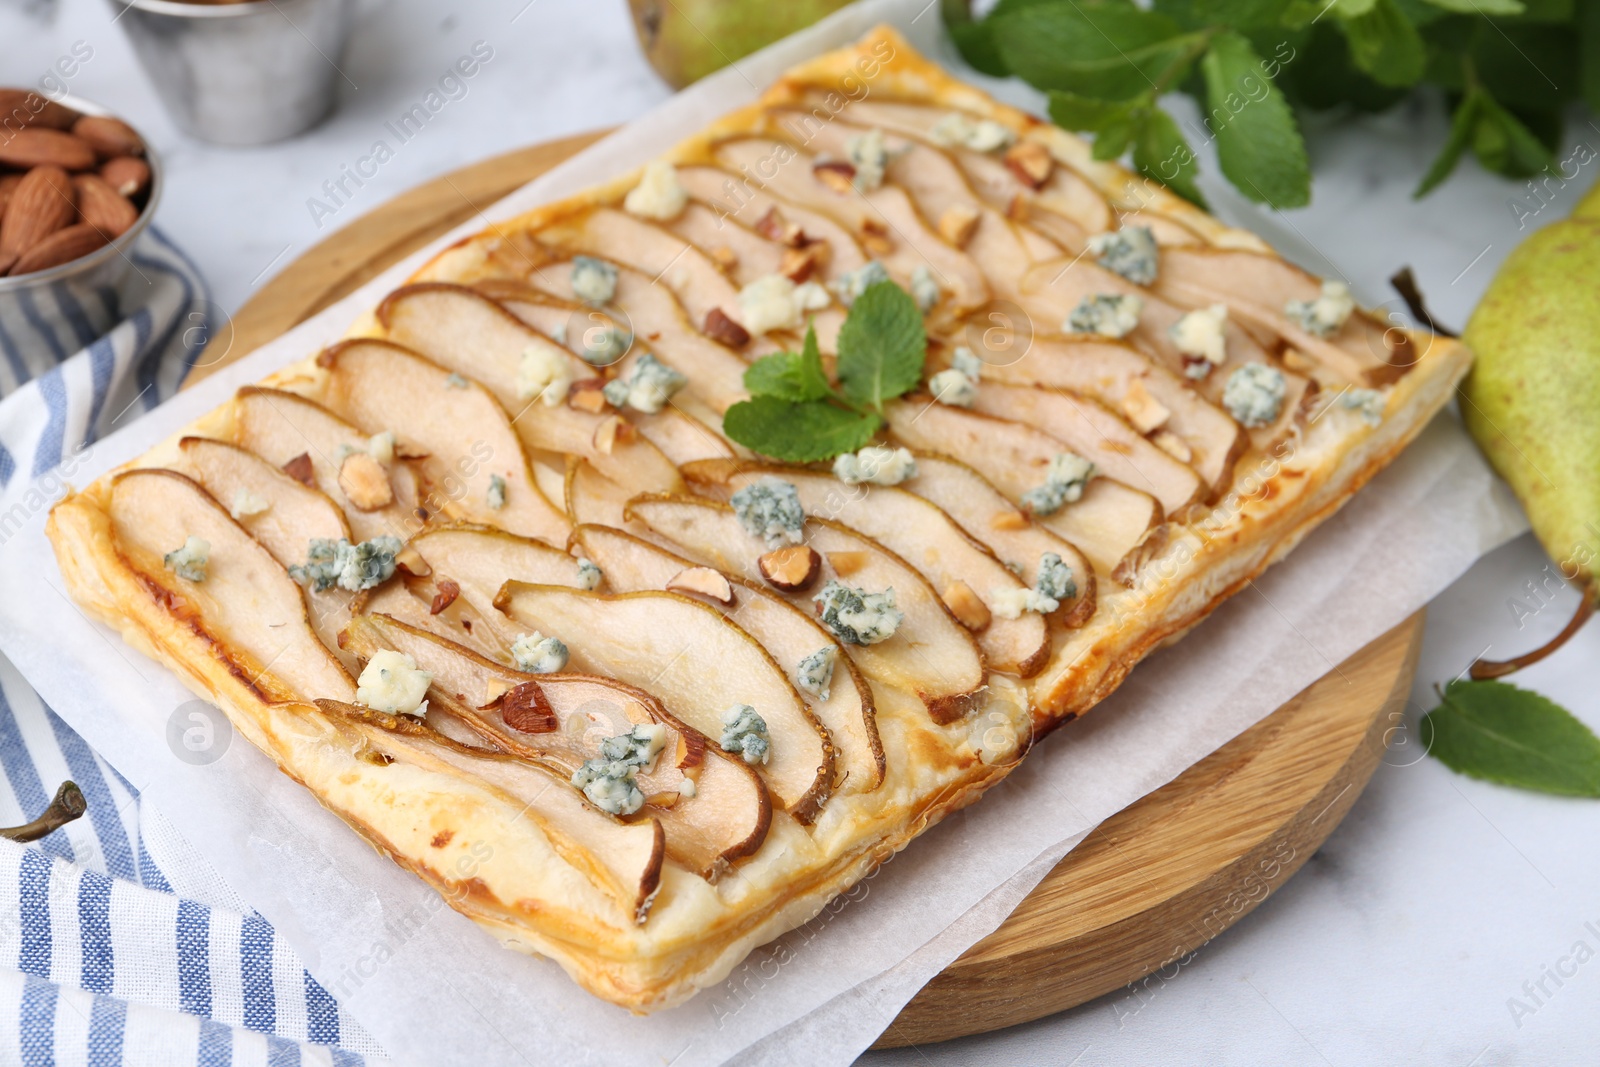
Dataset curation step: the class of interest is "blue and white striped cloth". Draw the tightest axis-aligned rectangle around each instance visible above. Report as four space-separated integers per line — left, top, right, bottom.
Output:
0 229 388 1066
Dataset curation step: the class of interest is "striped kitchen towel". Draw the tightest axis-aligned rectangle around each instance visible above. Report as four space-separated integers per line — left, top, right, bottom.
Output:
0 228 389 1065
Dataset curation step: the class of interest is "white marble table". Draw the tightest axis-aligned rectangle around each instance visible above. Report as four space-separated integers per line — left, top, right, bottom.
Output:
6 1 1596 1063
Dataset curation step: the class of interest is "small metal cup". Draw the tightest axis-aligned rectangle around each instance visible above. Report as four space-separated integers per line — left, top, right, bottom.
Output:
108 0 357 146
0 94 164 362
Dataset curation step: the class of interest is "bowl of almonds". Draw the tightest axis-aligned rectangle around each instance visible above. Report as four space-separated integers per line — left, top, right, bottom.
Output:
0 89 162 338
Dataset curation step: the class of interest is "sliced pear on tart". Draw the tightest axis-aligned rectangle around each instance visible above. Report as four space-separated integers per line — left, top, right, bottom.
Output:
106 468 356 704
623 494 986 724
682 462 1051 677
673 164 871 282
980 337 1246 497
965 382 1204 516
229 386 424 544
569 523 884 793
901 452 1097 627
882 401 1161 578
314 338 569 544
340 613 770 876
310 698 664 922
494 583 834 822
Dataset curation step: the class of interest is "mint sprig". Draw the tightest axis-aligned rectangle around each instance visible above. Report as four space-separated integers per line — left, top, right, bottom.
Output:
1422 679 1600 797
721 281 927 462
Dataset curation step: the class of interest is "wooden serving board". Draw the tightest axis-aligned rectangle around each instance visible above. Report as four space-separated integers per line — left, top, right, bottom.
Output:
185 134 1425 1048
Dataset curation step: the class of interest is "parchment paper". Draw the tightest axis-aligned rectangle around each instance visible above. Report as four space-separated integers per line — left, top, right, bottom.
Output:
0 1 1528 1063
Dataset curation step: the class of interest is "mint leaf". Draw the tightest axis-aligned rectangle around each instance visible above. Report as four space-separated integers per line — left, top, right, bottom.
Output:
1134 108 1207 206
743 327 830 402
1420 0 1525 13
1422 679 1600 797
721 397 881 463
835 281 927 411
1048 89 1138 132
1337 0 1427 86
1583 0 1600 112
1414 89 1483 195
1471 92 1556 176
1090 103 1150 161
1200 32 1311 207
992 3 1194 101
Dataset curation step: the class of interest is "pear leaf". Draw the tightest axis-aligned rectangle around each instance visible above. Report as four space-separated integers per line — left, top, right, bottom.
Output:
1421 679 1600 797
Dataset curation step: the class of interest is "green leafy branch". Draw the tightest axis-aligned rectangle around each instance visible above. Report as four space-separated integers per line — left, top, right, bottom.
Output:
722 281 926 462
1422 678 1600 797
946 0 1591 206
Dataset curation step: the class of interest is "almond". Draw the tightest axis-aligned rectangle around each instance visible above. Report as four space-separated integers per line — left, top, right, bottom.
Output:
8 222 107 276
500 681 558 734
393 544 431 577
0 165 76 273
1003 140 1055 190
0 90 80 132
593 413 635 455
780 243 827 283
282 452 315 486
759 545 821 593
1121 377 1171 433
0 128 97 171
704 307 750 348
567 378 609 413
71 115 143 158
72 173 138 238
430 578 461 615
338 452 393 510
937 204 981 247
709 244 738 271
813 159 856 194
1152 430 1192 463
754 205 806 246
990 509 1030 532
826 550 869 578
665 566 736 606
942 580 991 631
99 156 150 199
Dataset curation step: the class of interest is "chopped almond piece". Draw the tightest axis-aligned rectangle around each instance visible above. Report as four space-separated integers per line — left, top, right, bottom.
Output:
666 565 737 605
592 414 636 455
710 245 739 271
780 244 826 283
646 791 682 809
1281 349 1317 373
430 578 461 615
862 232 893 256
282 452 314 486
937 204 981 247
754 205 804 246
338 452 393 510
394 545 431 577
1153 430 1193 463
759 544 822 592
704 307 751 348
990 509 1030 531
942 580 991 631
676 729 705 769
827 550 869 577
1004 140 1055 189
500 680 558 734
1122 377 1172 433
813 159 856 193
568 379 609 413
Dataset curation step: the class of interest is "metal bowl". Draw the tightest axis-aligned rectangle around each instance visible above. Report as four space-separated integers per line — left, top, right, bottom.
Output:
0 93 165 351
108 0 357 146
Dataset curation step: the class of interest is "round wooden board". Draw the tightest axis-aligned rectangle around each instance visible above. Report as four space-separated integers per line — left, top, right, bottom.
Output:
187 134 1426 1049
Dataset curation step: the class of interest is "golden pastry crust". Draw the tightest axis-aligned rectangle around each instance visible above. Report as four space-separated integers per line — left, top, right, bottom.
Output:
46 24 1469 1013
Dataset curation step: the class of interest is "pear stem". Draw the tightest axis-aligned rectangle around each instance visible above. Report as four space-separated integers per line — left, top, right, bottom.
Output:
1470 593 1595 680
1390 267 1459 339
0 781 87 843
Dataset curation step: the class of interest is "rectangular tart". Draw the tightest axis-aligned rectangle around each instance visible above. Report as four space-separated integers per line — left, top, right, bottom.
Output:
45 26 1470 1012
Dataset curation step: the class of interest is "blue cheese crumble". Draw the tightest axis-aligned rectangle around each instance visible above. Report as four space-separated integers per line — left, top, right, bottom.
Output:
230 489 269 520
829 260 891 307
356 649 431 716
814 580 904 646
736 273 830 335
623 160 687 220
486 474 507 511
731 476 805 546
795 646 838 702
162 536 210 582
1339 387 1385 426
911 265 941 312
571 759 645 816
1171 303 1229 376
990 555 1076 619
575 556 602 591
517 344 573 406
950 346 983 380
599 722 669 771
1066 293 1143 338
1021 453 1095 516
580 327 631 367
445 372 469 389
289 536 401 593
833 445 918 486
570 256 618 307
1223 363 1288 427
601 353 687 414
1087 226 1159 285
510 631 569 674
930 367 978 407
929 112 1015 153
719 704 771 765
847 128 891 191
1285 279 1354 338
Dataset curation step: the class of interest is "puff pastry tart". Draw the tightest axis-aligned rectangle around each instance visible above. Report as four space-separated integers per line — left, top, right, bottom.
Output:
47 26 1470 1012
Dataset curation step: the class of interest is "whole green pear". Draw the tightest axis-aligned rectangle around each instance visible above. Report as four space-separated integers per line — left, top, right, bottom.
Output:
1461 185 1600 593
627 0 856 89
